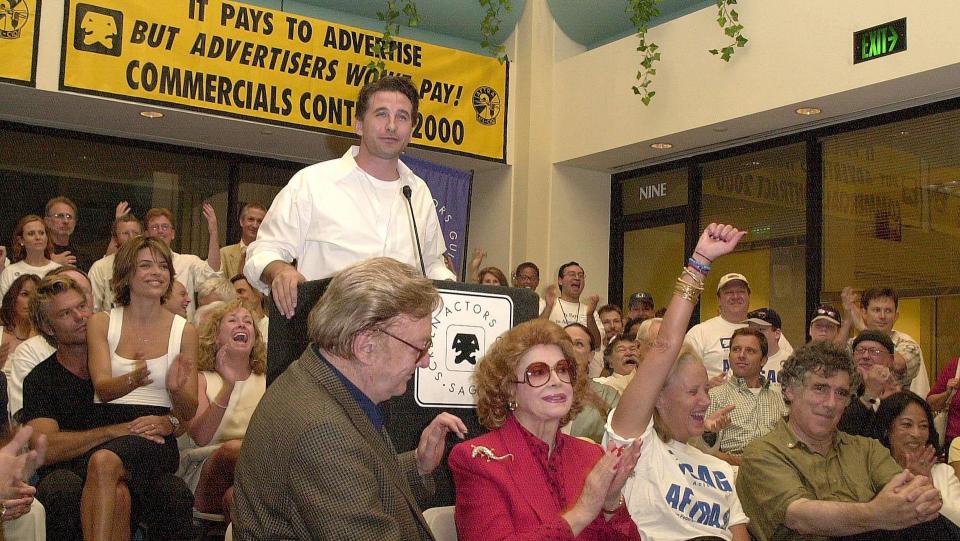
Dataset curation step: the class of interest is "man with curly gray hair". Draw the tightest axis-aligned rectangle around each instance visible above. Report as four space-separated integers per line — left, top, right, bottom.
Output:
736 341 945 541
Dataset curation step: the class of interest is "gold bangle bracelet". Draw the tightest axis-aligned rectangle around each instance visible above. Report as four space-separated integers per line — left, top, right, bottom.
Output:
681 267 705 288
602 494 625 514
675 275 704 293
674 280 702 304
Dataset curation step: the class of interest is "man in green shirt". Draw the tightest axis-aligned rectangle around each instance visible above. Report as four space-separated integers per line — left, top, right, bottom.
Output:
736 341 944 541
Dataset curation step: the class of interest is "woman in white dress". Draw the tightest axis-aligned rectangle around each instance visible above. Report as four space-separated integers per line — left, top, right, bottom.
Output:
181 300 266 524
86 235 198 540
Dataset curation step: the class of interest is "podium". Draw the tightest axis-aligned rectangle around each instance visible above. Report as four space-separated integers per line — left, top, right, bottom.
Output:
266 279 540 505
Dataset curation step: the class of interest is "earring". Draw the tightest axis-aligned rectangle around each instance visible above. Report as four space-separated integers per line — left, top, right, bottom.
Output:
507 400 517 411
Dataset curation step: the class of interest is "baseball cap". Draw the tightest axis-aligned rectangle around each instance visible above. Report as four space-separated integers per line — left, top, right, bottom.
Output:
852 330 895 354
810 304 841 326
743 308 781 329
717 273 750 293
629 291 654 307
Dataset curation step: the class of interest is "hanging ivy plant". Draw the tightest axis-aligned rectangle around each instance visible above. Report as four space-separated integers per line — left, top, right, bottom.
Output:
370 0 510 76
626 0 661 106
479 0 512 63
368 0 420 76
708 0 747 62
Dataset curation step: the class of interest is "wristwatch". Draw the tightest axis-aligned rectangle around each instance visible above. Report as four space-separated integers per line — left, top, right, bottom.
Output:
167 414 181 432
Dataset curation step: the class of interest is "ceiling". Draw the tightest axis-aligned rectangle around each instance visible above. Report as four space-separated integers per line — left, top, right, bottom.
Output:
546 0 712 48
285 0 712 50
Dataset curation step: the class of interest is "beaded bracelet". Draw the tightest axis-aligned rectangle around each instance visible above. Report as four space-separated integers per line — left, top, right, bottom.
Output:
687 257 711 275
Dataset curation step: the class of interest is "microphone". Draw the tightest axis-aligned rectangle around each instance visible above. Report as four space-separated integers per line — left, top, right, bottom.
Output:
402 185 427 276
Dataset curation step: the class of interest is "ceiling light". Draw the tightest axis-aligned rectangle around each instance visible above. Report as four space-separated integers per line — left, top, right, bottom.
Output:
795 107 821 116
713 127 728 132
260 129 274 136
139 111 164 118
650 142 673 150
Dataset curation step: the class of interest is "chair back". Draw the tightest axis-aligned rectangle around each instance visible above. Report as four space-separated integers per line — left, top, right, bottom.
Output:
422 506 457 541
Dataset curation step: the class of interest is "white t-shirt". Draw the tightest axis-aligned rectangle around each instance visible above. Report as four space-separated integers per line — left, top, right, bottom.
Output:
0 260 60 304
8 335 57 417
593 371 634 395
932 463 960 527
604 413 749 541
89 253 116 313
759 348 792 384
172 251 221 322
686 315 792 378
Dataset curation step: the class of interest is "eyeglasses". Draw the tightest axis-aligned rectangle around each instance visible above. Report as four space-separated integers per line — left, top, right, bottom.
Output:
514 273 538 282
48 212 75 221
562 272 585 279
148 223 172 232
378 328 432 359
514 359 576 388
853 346 887 358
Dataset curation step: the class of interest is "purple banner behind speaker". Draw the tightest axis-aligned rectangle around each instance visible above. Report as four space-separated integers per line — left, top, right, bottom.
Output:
401 154 474 280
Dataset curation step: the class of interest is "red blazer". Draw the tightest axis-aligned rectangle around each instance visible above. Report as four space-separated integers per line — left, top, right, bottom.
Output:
449 415 640 541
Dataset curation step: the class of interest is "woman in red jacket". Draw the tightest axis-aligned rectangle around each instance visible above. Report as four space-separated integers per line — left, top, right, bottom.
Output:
449 318 642 540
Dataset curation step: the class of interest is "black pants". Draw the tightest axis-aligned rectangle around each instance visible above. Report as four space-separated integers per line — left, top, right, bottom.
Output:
832 515 960 540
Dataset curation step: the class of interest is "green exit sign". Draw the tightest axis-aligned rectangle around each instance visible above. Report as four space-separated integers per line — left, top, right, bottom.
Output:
854 18 907 64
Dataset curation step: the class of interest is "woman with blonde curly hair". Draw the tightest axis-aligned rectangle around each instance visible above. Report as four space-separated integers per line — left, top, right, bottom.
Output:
449 318 642 540
181 299 266 524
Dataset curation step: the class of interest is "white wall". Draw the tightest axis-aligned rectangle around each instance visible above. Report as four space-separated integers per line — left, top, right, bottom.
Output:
553 0 960 164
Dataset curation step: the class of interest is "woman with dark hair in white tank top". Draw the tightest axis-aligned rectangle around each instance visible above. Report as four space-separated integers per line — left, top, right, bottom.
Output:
86 235 198 541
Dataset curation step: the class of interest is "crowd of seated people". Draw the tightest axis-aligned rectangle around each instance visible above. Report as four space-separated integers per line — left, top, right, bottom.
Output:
0 197 273 540
456 229 960 540
0 197 958 541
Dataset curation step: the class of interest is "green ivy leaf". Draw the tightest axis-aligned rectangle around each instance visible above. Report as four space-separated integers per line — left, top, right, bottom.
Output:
736 35 748 46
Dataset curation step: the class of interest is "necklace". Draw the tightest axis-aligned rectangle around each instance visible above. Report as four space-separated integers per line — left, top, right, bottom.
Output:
557 299 581 325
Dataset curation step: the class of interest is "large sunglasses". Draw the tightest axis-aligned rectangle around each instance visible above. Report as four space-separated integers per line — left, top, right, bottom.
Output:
514 359 576 388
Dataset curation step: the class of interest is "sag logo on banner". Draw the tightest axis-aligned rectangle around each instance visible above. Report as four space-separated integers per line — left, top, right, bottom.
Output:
415 289 513 408
60 0 508 161
0 0 41 85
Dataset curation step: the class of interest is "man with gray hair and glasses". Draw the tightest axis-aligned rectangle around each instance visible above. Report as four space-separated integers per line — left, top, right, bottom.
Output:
233 257 467 540
737 341 947 541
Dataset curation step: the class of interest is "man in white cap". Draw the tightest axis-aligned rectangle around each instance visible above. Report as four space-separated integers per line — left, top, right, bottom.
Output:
685 273 790 386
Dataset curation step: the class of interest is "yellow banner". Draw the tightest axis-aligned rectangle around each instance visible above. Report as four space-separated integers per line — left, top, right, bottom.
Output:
60 0 508 161
0 0 41 85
